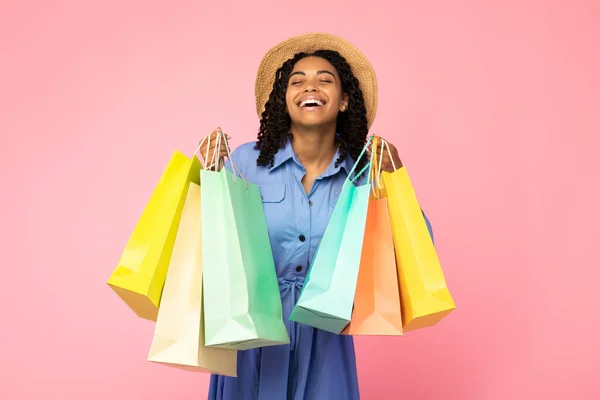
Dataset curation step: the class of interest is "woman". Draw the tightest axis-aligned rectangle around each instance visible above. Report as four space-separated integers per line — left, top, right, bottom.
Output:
201 33 431 400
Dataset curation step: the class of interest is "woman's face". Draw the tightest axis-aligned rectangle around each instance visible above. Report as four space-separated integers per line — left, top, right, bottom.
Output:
285 56 348 130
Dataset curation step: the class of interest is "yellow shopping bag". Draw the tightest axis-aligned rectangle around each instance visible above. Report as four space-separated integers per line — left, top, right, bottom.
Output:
108 151 201 321
379 141 455 332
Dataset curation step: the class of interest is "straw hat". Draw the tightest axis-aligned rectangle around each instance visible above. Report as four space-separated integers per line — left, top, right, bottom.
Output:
254 32 378 128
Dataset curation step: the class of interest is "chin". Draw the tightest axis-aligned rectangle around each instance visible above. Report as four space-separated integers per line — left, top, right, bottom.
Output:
293 115 337 129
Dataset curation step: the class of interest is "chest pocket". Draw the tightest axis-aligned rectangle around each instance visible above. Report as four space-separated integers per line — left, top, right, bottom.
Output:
257 183 287 243
330 189 342 209
259 183 286 203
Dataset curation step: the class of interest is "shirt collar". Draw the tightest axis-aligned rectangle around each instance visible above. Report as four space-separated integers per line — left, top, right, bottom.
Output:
268 135 357 177
269 137 296 171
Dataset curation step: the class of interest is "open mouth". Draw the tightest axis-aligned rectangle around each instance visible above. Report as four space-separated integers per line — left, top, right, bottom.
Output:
298 98 326 110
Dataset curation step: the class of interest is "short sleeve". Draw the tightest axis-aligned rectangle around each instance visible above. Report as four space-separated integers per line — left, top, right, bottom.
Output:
223 141 258 178
422 210 434 244
224 144 247 176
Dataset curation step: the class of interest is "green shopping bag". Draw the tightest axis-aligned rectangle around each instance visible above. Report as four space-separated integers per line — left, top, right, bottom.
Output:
201 133 289 350
289 136 374 334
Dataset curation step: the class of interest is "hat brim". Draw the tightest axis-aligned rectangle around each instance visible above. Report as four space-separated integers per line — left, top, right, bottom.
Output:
254 32 378 129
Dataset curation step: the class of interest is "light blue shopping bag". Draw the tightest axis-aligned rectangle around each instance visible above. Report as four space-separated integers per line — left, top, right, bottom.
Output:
289 136 374 334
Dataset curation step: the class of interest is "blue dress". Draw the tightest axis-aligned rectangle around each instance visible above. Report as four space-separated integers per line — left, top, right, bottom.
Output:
209 138 433 400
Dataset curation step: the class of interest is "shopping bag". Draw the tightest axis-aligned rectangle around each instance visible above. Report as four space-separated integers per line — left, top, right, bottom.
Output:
379 139 455 332
201 132 289 350
289 136 374 334
147 182 237 376
343 138 403 335
108 151 201 321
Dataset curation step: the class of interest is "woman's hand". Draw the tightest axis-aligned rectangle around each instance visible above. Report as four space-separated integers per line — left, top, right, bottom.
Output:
199 127 231 171
366 137 403 173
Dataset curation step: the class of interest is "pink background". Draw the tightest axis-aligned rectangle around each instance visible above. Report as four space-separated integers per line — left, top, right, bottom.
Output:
1 0 599 399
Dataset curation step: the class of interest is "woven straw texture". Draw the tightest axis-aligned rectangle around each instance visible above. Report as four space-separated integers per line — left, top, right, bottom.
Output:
254 33 378 128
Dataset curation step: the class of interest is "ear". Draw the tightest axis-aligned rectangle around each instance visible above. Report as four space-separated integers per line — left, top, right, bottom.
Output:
340 93 349 111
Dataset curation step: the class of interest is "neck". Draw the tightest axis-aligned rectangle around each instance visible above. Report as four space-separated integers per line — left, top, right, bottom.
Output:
289 124 338 168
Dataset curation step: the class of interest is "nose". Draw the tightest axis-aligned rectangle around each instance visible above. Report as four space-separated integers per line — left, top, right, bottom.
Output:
304 79 318 92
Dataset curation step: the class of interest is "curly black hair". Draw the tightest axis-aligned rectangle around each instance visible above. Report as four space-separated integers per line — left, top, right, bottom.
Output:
254 50 369 171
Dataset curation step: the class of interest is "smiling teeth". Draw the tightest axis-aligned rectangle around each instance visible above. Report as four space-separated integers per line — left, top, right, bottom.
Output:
300 99 324 107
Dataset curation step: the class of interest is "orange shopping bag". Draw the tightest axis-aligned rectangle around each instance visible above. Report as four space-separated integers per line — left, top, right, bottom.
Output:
343 137 403 335
379 139 455 332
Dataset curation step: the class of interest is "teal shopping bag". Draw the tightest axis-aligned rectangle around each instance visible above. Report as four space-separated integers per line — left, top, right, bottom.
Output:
289 137 374 334
201 134 289 350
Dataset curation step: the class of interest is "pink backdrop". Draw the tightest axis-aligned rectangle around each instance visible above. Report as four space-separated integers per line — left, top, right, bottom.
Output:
1 0 599 399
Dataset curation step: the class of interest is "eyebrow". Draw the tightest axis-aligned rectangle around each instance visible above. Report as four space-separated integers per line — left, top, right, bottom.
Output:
289 70 336 79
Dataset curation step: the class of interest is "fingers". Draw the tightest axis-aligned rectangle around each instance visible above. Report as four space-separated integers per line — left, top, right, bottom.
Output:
200 128 230 147
366 136 401 173
199 127 232 171
367 138 386 149
366 140 386 158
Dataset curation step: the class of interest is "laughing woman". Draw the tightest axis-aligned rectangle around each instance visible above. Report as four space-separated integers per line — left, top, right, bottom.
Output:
200 33 433 400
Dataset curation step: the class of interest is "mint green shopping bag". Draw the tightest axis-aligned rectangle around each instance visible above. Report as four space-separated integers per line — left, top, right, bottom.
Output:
289 137 374 334
200 133 289 350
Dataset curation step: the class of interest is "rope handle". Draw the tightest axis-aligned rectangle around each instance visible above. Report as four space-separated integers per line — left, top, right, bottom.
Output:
196 130 248 188
349 135 375 184
369 136 398 198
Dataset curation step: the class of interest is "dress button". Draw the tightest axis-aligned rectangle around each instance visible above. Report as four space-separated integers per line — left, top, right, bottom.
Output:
296 266 303 272
309 200 313 206
299 235 306 242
